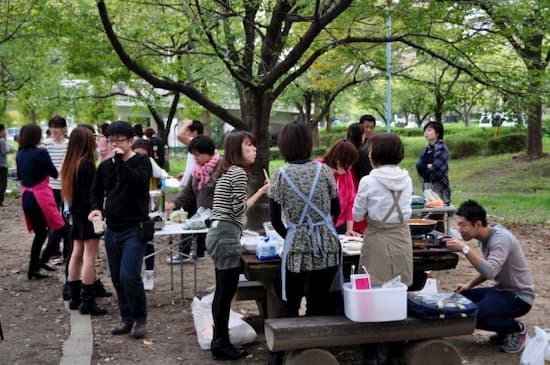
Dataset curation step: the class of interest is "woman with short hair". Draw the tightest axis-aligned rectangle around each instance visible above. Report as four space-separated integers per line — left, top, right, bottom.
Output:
16 124 65 279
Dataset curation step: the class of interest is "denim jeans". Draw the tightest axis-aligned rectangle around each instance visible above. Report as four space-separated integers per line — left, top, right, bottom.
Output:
461 286 531 335
104 225 147 323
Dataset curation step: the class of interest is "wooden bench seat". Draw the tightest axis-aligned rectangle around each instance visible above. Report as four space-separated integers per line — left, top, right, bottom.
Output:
265 315 476 365
234 280 267 318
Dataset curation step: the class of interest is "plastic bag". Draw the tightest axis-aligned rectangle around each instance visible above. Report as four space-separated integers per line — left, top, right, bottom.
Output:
183 207 212 230
191 293 257 350
520 326 550 365
418 278 438 294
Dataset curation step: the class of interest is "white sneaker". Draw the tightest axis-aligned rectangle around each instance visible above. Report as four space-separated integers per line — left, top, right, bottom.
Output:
166 254 192 264
143 270 154 291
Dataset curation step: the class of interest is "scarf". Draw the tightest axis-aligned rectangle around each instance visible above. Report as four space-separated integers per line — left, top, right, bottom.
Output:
192 151 220 190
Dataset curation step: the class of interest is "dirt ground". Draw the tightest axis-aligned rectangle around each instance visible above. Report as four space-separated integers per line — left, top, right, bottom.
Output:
1 195 549 365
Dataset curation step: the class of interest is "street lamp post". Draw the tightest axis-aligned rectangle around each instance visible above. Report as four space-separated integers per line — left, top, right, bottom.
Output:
385 0 394 132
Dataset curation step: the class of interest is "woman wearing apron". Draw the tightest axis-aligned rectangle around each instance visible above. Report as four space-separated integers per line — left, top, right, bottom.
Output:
269 121 342 318
352 132 413 364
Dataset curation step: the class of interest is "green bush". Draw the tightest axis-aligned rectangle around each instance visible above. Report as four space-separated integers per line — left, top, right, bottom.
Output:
313 146 328 158
543 118 550 137
446 136 484 159
486 133 526 154
318 132 345 147
269 147 281 160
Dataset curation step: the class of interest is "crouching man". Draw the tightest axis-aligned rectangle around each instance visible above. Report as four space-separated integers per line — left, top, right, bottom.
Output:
444 200 534 353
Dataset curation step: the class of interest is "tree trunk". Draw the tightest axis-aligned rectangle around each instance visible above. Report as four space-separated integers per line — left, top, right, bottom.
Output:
524 70 544 158
202 109 211 136
29 109 37 124
526 99 543 158
243 90 272 231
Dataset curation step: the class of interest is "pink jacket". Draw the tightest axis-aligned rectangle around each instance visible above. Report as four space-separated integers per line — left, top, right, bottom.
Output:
21 177 65 232
334 170 356 227
316 158 356 228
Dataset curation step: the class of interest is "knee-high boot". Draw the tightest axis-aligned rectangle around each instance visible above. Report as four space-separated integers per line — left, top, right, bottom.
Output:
68 280 82 310
210 326 247 360
79 284 107 315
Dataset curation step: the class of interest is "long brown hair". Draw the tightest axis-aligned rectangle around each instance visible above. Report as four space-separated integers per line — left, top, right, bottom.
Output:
61 127 96 205
217 130 255 178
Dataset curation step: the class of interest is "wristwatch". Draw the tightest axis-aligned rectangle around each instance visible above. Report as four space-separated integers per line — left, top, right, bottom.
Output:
462 245 471 255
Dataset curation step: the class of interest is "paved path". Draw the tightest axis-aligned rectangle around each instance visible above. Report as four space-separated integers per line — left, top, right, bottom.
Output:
58 276 93 365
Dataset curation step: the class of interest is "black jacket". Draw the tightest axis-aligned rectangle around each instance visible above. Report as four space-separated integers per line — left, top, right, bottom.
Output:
91 153 152 231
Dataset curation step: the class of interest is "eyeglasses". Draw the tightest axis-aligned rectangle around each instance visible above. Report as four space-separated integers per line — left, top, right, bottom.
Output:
108 137 128 144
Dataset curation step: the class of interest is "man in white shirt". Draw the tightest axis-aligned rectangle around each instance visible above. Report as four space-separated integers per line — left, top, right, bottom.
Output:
40 115 70 266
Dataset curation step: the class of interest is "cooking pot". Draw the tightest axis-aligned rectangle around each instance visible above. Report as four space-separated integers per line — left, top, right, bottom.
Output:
407 219 437 236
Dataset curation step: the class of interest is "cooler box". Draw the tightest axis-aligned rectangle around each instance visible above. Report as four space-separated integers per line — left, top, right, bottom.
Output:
343 282 407 322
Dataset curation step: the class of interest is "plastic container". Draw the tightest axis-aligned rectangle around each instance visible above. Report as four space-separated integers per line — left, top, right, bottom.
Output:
256 237 278 260
343 282 407 322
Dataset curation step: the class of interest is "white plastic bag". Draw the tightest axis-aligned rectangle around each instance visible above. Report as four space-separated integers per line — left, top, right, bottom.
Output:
520 326 550 365
183 207 212 230
191 293 257 350
418 278 438 294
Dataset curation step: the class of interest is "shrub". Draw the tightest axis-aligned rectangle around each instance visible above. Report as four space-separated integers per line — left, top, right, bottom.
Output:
446 136 484 159
543 118 550 137
486 133 526 154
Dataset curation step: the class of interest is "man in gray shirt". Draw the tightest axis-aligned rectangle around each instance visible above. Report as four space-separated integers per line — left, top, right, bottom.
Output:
444 200 534 354
0 124 13 206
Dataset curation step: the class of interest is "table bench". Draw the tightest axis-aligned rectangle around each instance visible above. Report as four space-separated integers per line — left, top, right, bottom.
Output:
241 252 458 318
235 279 267 318
264 315 476 365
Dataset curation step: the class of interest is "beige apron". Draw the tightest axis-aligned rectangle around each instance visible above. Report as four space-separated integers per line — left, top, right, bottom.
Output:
358 190 413 286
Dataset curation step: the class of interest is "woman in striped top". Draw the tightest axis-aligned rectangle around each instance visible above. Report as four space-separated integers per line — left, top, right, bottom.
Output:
205 130 268 360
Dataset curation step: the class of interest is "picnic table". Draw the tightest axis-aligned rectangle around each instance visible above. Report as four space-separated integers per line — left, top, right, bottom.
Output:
240 248 458 319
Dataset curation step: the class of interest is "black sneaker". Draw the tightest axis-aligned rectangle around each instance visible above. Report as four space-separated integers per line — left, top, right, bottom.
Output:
131 321 146 339
111 322 133 335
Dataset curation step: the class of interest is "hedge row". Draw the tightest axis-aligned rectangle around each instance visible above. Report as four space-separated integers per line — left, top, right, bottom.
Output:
310 125 527 161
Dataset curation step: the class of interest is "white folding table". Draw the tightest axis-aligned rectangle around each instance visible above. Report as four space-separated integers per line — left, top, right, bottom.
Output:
147 222 208 298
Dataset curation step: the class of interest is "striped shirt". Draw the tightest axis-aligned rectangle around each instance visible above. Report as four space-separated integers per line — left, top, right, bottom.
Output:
211 165 248 228
41 138 68 190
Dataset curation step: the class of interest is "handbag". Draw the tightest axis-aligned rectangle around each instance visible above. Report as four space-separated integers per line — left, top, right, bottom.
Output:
139 219 155 242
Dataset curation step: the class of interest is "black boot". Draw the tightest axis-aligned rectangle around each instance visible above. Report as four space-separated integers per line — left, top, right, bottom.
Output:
63 281 71 301
211 327 247 360
93 278 112 298
68 280 82 310
79 284 108 315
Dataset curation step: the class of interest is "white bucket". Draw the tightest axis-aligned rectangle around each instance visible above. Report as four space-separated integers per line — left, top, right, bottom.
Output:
343 282 407 322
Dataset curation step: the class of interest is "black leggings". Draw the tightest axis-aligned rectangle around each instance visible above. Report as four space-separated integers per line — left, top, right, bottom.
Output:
24 207 48 272
283 266 339 317
212 267 241 336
